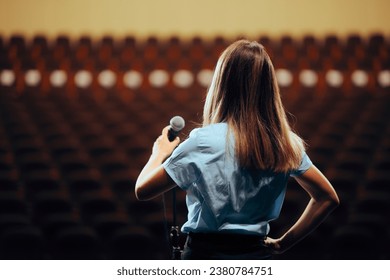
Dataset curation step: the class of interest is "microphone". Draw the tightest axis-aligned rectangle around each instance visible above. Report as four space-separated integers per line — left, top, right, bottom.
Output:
168 116 185 142
167 116 185 259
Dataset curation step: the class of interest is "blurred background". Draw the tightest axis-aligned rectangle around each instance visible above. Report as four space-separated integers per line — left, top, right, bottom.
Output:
0 0 389 260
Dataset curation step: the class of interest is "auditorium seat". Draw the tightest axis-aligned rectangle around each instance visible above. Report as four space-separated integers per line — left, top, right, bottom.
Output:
40 213 82 241
142 36 162 68
165 36 184 69
105 169 137 200
140 212 169 239
0 225 45 260
0 149 20 193
17 151 53 175
278 35 299 70
0 171 20 194
32 192 74 223
30 35 50 62
327 225 378 259
66 168 103 197
333 152 369 179
0 193 28 215
364 171 390 193
23 168 62 199
354 192 390 222
50 225 102 259
368 33 385 53
57 152 91 175
187 36 208 65
140 212 173 258
96 36 116 67
0 213 31 233
91 213 130 242
127 198 163 221
106 226 156 260
86 140 116 159
322 34 342 59
349 213 387 239
48 135 83 160
325 172 360 201
78 193 118 223
51 35 72 63
8 35 27 58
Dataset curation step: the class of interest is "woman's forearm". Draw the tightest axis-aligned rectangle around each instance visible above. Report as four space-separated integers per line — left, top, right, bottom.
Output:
135 154 167 200
135 126 180 200
278 196 339 252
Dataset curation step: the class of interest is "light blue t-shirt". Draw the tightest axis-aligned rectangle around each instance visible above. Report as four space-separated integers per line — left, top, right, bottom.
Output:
163 123 312 236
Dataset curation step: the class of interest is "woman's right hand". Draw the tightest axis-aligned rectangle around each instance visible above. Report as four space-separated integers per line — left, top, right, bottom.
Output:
152 125 180 161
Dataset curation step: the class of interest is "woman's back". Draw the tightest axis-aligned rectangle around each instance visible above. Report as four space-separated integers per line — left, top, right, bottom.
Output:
163 122 312 236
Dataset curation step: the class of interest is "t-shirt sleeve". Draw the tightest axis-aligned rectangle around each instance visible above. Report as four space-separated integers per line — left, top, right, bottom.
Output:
163 129 201 190
289 152 313 177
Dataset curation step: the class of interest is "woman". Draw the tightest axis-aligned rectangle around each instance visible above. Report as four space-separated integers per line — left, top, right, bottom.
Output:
135 40 339 259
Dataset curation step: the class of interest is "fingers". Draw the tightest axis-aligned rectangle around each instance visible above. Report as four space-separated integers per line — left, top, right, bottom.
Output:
154 134 180 147
154 126 180 148
172 135 180 145
161 125 181 144
262 237 283 255
154 135 163 144
162 125 170 136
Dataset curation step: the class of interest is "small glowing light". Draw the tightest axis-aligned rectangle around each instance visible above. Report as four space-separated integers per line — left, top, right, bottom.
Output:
25 69 41 86
50 70 67 87
149 69 169 88
98 70 117 88
74 70 93 88
378 70 390 87
299 69 318 87
275 69 293 87
197 69 214 87
173 70 194 88
123 70 143 89
0 70 16 86
351 70 369 87
326 70 343 87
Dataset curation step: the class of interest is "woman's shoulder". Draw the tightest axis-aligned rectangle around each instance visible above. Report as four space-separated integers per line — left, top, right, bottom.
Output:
187 123 230 153
191 123 228 136
189 123 228 143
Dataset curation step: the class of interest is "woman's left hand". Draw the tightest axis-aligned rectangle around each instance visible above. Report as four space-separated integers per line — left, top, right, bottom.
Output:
262 237 284 254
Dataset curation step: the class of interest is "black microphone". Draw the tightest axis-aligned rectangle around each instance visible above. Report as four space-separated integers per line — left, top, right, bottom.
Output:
168 116 185 142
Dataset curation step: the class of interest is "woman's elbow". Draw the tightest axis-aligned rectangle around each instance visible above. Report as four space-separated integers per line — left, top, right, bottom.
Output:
135 190 149 201
134 189 142 201
327 193 340 211
134 183 150 201
333 194 340 207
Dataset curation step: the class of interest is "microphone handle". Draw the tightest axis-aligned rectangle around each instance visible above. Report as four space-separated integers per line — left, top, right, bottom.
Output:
168 128 179 142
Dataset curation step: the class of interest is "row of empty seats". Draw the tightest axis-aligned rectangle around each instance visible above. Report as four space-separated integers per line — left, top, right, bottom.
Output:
1 34 389 69
0 33 389 260
1 67 390 91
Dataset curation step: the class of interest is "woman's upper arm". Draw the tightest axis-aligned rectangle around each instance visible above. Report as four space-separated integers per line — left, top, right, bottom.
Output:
293 165 340 205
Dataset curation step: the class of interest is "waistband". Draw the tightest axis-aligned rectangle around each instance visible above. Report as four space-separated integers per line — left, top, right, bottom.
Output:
188 232 266 247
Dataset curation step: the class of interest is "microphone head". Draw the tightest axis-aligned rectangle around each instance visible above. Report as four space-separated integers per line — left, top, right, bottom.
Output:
170 116 185 132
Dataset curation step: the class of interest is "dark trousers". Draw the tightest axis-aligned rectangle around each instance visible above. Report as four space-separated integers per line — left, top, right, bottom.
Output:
181 232 272 260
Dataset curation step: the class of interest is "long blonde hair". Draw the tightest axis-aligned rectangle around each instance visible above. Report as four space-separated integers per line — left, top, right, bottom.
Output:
203 40 305 172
